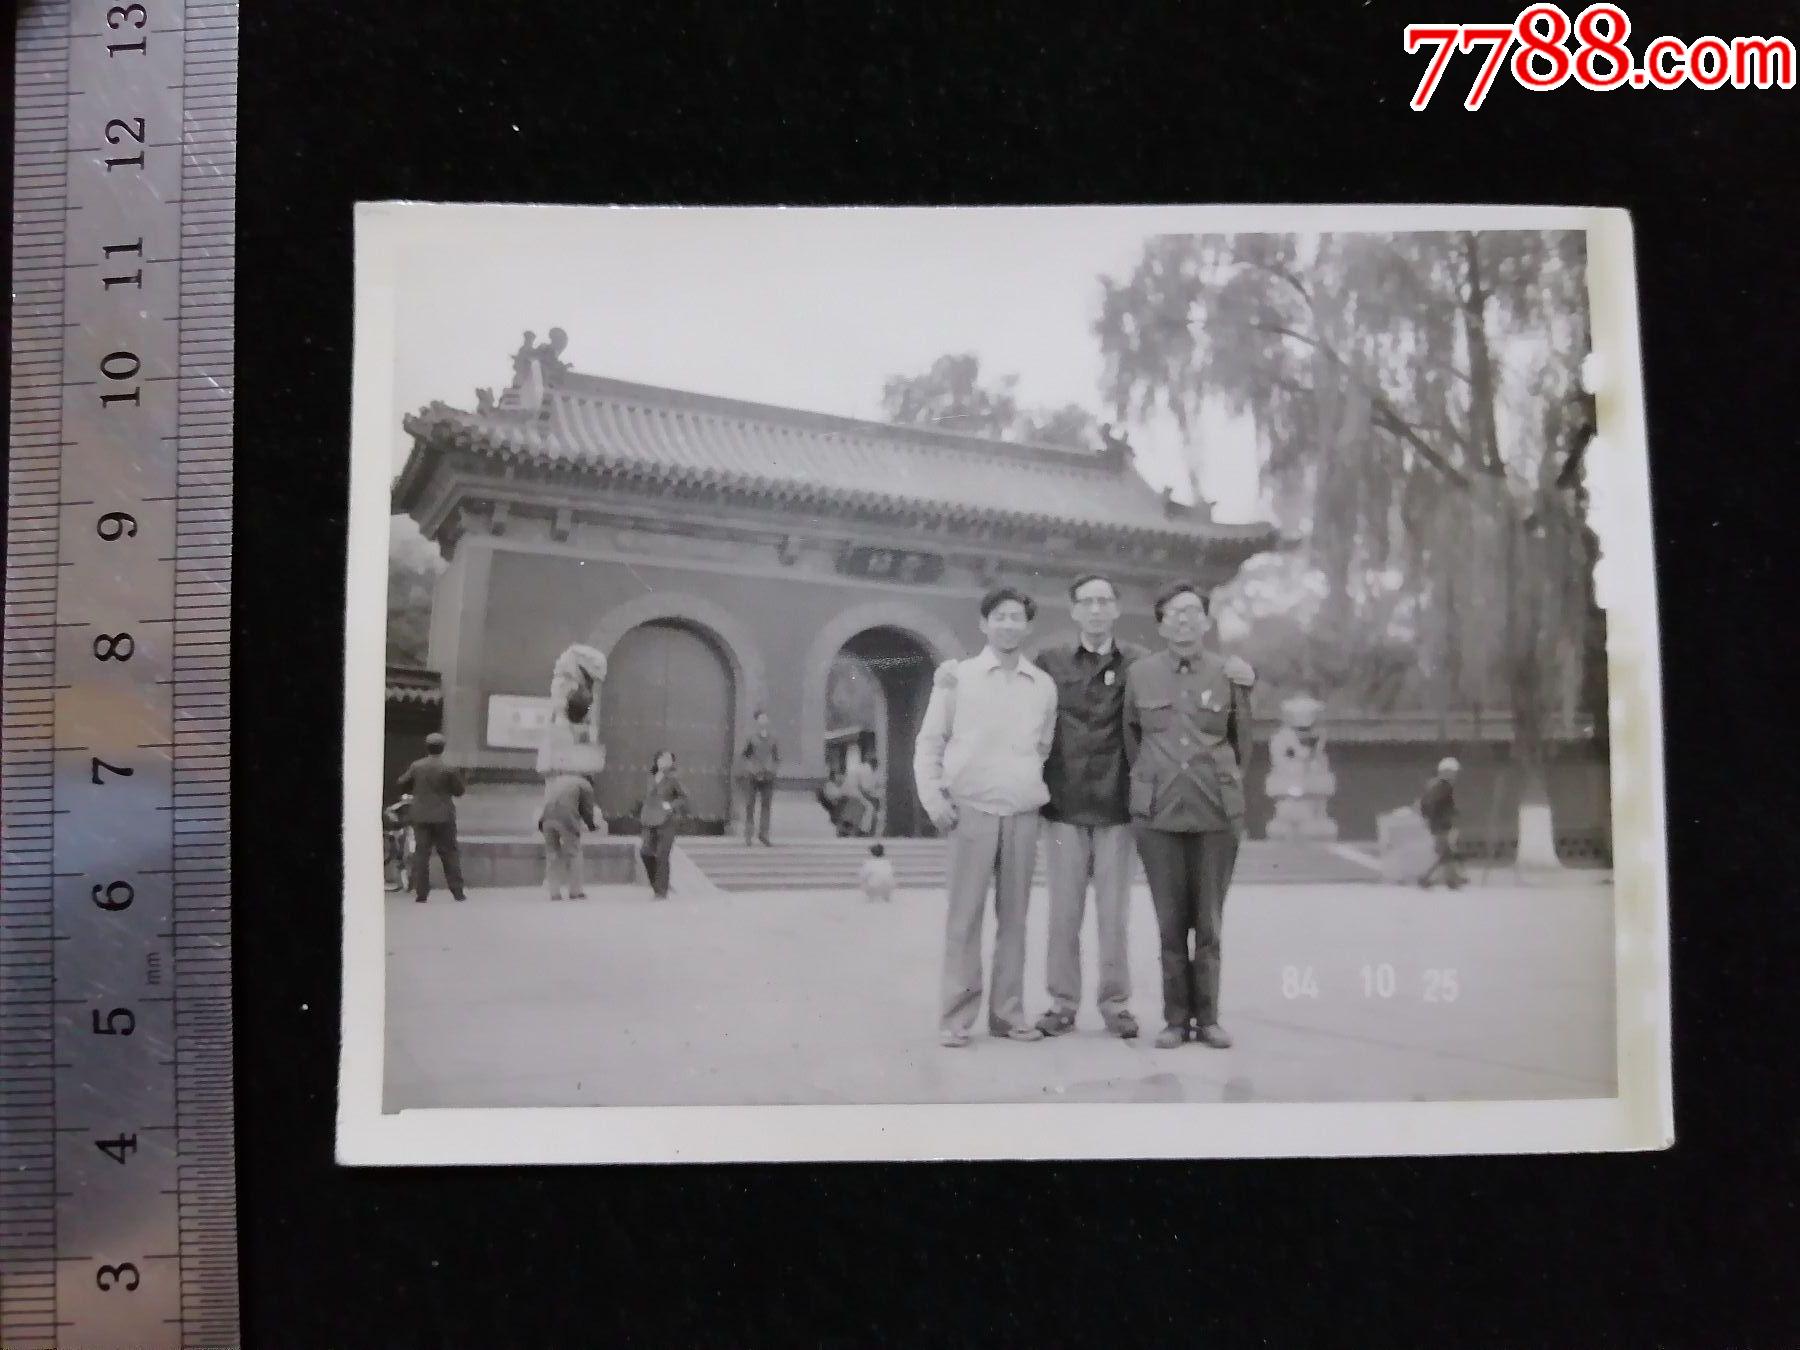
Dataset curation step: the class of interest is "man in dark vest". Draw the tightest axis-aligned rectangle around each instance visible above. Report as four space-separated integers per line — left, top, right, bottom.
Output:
1418 756 1467 889
1124 581 1256 1050
740 710 780 846
397 731 468 903
1032 573 1148 1040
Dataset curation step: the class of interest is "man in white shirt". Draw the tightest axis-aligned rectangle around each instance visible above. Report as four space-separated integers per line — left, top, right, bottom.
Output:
913 586 1058 1047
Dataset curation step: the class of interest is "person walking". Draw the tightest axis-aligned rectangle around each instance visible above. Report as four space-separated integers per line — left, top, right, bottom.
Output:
849 751 885 837
397 732 468 904
637 749 689 900
1032 573 1148 1041
538 772 598 902
740 710 779 846
913 586 1058 1048
1125 582 1256 1050
1418 757 1468 889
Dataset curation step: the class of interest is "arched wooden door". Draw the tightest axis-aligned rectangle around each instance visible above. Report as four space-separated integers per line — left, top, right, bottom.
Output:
599 621 734 827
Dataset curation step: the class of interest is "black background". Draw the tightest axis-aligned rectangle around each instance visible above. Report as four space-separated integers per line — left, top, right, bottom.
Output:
12 0 1800 1344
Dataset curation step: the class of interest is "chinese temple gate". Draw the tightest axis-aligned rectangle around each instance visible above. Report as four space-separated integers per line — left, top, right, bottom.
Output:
390 333 1280 836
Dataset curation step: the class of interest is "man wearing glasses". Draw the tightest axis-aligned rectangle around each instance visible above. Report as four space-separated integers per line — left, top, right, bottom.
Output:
1124 581 1257 1050
1031 574 1148 1040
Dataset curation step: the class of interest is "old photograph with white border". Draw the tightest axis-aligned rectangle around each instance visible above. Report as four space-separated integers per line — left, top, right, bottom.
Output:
337 203 1670 1164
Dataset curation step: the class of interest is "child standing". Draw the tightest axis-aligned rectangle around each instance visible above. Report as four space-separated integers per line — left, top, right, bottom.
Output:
859 842 895 902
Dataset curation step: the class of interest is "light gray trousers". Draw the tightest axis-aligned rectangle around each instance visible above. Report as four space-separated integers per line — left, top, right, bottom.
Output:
1041 820 1134 1022
940 806 1040 1035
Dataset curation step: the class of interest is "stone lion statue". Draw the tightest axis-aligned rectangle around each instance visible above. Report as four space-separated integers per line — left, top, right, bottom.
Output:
535 642 608 777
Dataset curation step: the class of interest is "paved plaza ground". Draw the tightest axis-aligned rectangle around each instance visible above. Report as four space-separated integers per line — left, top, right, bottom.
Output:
381 869 1617 1111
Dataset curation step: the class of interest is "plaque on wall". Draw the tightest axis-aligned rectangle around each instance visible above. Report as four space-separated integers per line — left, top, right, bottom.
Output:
484 693 553 749
836 545 944 584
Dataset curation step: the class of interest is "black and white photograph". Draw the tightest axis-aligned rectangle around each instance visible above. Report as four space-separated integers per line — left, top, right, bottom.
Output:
337 204 1669 1163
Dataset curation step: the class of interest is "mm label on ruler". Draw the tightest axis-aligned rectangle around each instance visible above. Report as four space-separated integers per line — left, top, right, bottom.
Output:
3 4 239 1349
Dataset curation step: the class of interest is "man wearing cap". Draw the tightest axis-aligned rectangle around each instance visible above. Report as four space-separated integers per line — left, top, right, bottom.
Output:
1124 580 1256 1050
397 731 468 903
1418 757 1467 889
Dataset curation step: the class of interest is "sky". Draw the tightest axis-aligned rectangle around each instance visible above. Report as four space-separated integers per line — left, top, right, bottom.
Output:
385 207 1269 522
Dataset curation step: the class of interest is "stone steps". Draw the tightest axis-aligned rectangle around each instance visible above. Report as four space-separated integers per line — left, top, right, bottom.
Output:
677 837 1380 892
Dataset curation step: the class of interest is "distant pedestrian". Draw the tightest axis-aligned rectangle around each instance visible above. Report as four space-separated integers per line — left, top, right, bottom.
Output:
1418 757 1467 889
818 767 853 836
637 749 689 900
538 772 597 902
397 732 468 903
859 843 895 902
382 794 413 893
741 710 780 846
849 752 884 837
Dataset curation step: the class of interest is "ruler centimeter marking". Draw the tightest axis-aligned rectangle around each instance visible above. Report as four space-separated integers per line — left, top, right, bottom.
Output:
3 4 239 1348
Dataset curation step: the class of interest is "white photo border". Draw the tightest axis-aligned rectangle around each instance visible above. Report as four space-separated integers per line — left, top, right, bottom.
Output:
337 203 1672 1165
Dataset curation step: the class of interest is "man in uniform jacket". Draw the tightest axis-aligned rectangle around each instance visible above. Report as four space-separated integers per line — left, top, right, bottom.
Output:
396 731 468 903
1124 581 1256 1049
1032 573 1149 1040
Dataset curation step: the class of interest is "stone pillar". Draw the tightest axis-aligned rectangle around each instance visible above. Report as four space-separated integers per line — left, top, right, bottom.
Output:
428 535 494 765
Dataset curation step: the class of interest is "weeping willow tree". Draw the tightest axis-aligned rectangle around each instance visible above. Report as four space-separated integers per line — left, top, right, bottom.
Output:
1095 230 1599 864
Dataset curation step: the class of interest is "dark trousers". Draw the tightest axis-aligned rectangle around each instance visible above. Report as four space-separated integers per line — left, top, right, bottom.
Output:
410 820 466 899
1133 827 1239 1029
640 822 677 897
1420 829 1465 886
744 778 775 844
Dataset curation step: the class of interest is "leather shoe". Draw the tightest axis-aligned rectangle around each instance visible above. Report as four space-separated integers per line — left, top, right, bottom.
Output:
991 1025 1044 1042
1153 1025 1187 1050
1034 1010 1077 1037
1193 1023 1233 1049
1106 1012 1141 1040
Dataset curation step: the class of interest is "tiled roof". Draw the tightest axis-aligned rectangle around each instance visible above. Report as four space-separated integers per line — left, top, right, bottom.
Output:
385 665 442 706
398 372 1280 553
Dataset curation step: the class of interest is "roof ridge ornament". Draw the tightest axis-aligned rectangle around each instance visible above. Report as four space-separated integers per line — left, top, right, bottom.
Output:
494 327 569 423
1097 422 1134 469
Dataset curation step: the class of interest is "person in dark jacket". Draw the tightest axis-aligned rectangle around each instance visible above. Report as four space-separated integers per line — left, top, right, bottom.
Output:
1032 573 1149 1040
740 710 780 846
1418 757 1467 889
637 749 689 900
397 732 468 903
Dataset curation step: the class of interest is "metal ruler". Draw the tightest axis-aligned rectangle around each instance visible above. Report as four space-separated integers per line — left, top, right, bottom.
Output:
3 3 239 1347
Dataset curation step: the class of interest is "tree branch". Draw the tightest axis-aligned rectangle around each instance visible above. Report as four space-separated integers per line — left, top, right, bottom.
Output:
1369 402 1474 491
1248 319 1475 489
